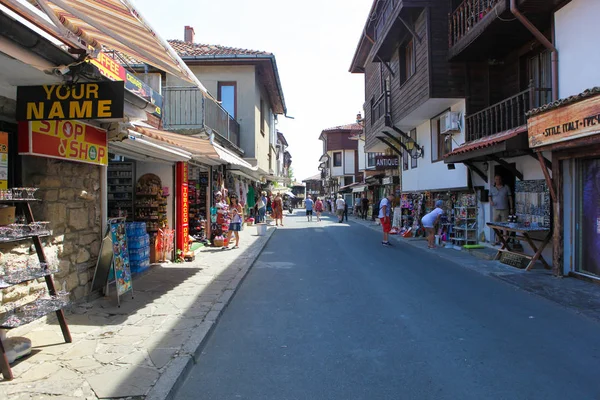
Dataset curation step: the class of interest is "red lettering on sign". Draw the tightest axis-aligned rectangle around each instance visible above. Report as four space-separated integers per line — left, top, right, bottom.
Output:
175 162 190 255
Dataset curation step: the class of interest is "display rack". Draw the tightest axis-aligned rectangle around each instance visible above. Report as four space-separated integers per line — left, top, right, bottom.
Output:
451 206 478 245
107 162 135 221
0 199 72 380
135 174 168 233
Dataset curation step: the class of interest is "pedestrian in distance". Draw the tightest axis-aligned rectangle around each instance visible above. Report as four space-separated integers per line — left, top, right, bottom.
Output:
272 193 284 226
361 193 369 220
257 191 267 223
344 200 349 222
315 197 324 222
223 195 243 249
335 194 345 223
422 199 445 249
490 174 514 245
305 195 314 222
379 193 394 246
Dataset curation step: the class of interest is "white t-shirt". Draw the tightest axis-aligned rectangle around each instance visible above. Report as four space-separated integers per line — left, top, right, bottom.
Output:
336 198 345 210
378 198 390 219
421 207 444 227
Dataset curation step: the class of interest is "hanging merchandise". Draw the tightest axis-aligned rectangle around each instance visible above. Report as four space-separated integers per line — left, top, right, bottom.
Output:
156 228 175 262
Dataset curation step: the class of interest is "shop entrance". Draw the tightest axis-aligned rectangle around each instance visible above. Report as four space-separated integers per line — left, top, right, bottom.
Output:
493 164 516 195
576 158 600 277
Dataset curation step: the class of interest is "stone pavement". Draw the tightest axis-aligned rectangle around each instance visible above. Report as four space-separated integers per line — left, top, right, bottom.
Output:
0 224 276 400
349 214 600 323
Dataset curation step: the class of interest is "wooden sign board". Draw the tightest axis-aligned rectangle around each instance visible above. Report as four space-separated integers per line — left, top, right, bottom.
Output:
16 82 124 121
528 94 600 148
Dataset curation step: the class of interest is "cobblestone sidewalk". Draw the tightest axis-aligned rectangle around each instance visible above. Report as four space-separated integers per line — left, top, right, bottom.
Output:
0 225 276 399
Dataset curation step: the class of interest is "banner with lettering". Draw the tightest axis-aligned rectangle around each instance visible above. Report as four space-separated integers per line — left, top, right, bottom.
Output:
89 53 163 118
0 132 8 190
176 162 190 254
18 120 108 166
528 93 600 148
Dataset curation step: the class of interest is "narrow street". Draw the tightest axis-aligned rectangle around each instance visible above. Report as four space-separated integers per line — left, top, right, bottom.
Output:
175 211 600 400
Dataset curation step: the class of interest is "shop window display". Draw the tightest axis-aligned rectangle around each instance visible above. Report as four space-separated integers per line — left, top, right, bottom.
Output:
107 162 135 221
135 174 169 262
577 158 600 276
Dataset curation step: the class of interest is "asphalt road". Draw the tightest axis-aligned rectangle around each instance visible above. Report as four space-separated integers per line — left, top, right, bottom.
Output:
175 211 600 400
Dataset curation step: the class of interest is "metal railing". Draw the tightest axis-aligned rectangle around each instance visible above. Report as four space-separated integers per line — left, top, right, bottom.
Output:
163 87 241 147
448 0 499 47
465 84 552 141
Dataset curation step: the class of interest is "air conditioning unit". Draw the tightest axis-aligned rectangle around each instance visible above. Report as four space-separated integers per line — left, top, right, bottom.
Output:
440 111 461 135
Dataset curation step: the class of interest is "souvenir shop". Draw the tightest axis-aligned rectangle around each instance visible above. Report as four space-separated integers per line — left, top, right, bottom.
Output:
105 150 178 269
208 167 264 247
527 89 600 278
395 190 479 246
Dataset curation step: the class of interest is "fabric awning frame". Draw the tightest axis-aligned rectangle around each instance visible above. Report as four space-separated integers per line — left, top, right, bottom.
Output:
15 0 211 96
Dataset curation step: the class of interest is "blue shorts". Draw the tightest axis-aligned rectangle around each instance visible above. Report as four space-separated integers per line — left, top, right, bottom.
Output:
229 223 241 232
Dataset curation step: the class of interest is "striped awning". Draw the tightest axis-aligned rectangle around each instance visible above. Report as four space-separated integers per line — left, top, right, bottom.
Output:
127 125 219 158
21 0 207 91
125 124 255 169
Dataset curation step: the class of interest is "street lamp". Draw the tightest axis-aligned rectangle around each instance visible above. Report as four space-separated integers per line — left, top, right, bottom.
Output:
403 138 423 159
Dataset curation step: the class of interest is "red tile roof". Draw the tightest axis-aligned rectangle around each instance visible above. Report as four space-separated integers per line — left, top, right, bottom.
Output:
444 125 528 157
167 40 271 57
303 173 322 181
322 123 363 132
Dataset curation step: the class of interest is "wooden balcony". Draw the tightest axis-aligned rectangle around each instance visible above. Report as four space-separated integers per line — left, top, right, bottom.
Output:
448 0 500 49
448 0 562 61
465 84 552 142
163 87 240 147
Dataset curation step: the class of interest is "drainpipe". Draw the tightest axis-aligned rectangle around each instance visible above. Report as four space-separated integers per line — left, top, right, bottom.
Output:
510 0 558 101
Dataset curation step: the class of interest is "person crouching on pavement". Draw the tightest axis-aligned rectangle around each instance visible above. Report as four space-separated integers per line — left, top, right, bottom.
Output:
379 193 394 246
421 200 445 249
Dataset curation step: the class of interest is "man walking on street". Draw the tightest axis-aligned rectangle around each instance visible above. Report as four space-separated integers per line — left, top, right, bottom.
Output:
379 193 394 246
490 174 514 245
344 200 349 222
335 195 345 223
361 193 369 220
305 195 314 222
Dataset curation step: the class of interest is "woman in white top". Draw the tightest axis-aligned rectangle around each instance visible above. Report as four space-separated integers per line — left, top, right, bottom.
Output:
421 200 445 249
335 195 345 223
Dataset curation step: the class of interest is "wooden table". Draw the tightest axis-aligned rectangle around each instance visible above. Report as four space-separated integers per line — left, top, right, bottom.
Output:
486 222 552 271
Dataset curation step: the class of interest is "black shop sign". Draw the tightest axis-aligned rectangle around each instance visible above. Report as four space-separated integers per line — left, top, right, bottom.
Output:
375 156 399 170
16 81 125 121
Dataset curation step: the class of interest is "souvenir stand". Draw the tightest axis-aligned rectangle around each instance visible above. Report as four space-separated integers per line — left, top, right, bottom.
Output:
399 194 419 236
0 188 71 380
448 193 478 246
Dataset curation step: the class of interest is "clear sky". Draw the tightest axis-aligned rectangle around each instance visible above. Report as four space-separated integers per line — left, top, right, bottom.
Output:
132 0 371 182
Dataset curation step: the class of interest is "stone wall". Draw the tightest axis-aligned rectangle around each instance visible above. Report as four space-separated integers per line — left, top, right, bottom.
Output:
0 157 102 310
